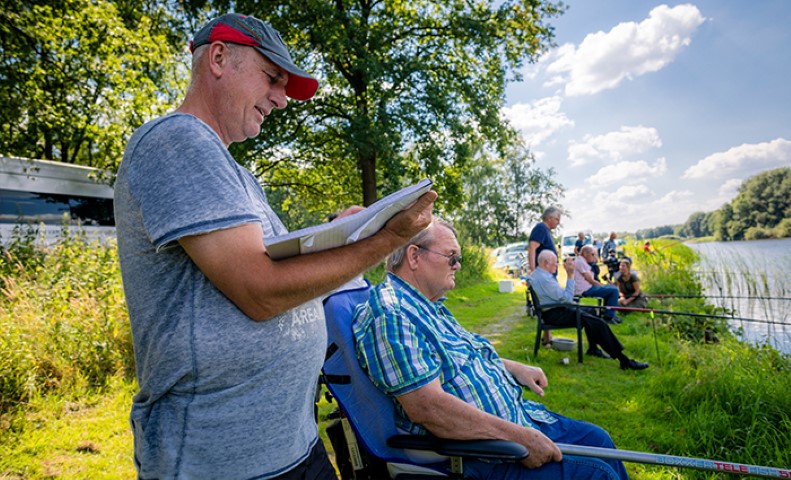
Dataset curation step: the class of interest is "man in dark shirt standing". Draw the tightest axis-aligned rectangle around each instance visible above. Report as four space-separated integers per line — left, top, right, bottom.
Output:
527 206 562 346
527 206 561 275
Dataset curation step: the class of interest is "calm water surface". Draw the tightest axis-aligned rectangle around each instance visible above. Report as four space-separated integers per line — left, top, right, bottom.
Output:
688 238 791 354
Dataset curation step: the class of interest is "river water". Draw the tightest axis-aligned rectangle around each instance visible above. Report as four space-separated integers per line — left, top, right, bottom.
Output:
687 238 791 354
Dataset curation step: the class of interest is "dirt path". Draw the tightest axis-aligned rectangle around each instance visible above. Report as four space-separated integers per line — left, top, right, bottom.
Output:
476 306 527 343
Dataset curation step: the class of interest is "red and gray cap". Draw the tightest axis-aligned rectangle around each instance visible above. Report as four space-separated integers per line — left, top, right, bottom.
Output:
190 13 319 101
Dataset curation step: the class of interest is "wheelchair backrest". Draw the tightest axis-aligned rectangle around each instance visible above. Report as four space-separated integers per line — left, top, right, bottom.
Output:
322 278 415 465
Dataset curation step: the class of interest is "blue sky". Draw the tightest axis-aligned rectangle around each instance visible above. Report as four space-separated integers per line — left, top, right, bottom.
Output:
503 1 791 234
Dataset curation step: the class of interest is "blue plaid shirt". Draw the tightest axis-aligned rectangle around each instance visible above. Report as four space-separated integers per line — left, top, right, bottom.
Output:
352 273 555 435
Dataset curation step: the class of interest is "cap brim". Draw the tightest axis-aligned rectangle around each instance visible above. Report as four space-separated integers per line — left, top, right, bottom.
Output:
254 47 318 101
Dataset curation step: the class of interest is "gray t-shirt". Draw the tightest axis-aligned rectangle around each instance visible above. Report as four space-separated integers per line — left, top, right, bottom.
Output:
115 113 326 479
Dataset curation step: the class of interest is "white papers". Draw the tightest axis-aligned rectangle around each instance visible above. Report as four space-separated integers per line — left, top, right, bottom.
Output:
265 179 433 260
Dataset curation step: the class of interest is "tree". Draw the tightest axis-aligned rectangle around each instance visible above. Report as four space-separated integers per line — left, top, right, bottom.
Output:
0 0 186 170
636 225 674 240
182 0 565 213
454 143 563 246
713 203 733 241
727 167 791 237
677 211 707 238
454 150 509 246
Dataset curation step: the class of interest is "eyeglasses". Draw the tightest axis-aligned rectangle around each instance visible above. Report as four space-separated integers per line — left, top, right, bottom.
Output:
416 245 462 267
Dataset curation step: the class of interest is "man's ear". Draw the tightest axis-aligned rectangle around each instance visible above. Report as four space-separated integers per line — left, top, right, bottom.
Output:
207 42 232 77
406 244 421 270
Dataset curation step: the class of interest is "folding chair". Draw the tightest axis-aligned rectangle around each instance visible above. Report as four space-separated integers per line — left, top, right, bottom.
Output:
574 295 604 318
526 284 584 363
321 278 528 479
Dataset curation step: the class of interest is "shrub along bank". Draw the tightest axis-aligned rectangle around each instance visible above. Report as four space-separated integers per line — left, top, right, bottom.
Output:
0 234 788 478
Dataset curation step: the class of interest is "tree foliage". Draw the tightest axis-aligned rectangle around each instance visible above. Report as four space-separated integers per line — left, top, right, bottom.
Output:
676 167 791 241
0 0 187 170
722 167 791 240
2 0 569 245
181 0 565 216
455 144 562 246
635 225 675 240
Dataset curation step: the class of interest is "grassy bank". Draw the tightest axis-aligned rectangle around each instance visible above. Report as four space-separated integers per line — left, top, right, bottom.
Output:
1 236 789 478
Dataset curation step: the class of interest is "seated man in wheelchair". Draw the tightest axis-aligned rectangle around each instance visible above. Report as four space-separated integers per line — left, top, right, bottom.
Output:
352 218 630 480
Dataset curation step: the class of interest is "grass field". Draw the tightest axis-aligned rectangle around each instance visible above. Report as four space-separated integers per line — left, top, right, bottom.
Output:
1 237 789 478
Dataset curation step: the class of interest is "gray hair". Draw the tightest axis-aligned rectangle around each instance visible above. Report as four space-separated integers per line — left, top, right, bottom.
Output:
541 206 562 221
386 217 456 272
188 43 243 92
537 249 557 267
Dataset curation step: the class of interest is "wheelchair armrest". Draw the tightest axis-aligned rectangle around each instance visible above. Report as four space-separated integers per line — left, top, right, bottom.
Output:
387 434 529 461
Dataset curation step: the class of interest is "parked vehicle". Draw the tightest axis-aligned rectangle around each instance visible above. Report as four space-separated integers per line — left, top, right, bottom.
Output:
0 156 115 246
559 230 592 259
492 242 528 278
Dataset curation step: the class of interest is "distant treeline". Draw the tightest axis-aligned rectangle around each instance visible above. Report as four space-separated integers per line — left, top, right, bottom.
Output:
636 167 790 241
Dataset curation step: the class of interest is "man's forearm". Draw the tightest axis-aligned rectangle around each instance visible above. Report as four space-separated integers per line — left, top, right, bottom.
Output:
180 192 435 321
398 380 534 442
396 380 561 469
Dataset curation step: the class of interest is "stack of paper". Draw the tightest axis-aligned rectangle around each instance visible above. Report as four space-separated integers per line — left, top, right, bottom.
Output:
265 179 433 260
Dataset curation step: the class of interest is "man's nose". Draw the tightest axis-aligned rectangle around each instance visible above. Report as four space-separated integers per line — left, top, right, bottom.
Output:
271 86 288 109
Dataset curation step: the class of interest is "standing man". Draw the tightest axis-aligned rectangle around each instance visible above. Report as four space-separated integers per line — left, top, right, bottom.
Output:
574 245 622 324
602 232 618 259
114 14 436 479
573 231 587 256
527 206 561 275
528 206 562 346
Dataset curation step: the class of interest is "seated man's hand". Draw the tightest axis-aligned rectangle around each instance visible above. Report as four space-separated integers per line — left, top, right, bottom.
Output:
503 360 548 397
562 257 575 276
517 427 563 469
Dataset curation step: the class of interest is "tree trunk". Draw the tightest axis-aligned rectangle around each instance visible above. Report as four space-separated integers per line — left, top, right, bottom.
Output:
360 153 377 207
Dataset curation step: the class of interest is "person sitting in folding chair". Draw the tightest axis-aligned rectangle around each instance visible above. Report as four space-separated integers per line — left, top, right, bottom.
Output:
352 218 630 480
529 250 649 371
574 245 623 324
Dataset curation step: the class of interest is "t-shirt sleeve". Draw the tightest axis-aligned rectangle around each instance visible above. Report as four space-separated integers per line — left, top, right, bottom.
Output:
125 116 262 249
355 292 441 397
528 224 544 244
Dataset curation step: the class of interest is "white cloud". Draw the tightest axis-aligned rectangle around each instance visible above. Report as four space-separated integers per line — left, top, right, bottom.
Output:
613 184 652 199
682 138 791 179
546 4 705 96
718 178 742 198
561 186 655 232
502 96 574 146
586 157 668 187
568 125 662 166
656 190 694 204
562 186 700 233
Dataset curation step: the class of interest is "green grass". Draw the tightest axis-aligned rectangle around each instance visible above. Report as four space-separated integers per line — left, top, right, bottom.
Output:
1 237 789 479
0 375 137 479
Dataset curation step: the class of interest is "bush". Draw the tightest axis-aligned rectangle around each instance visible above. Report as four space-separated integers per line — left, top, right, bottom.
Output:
638 243 732 342
649 341 791 473
454 242 491 288
0 231 132 413
744 226 772 240
773 218 791 238
363 237 491 289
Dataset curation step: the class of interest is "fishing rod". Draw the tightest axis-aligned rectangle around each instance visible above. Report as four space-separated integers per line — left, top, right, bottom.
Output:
557 443 791 479
647 294 791 301
606 306 790 326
